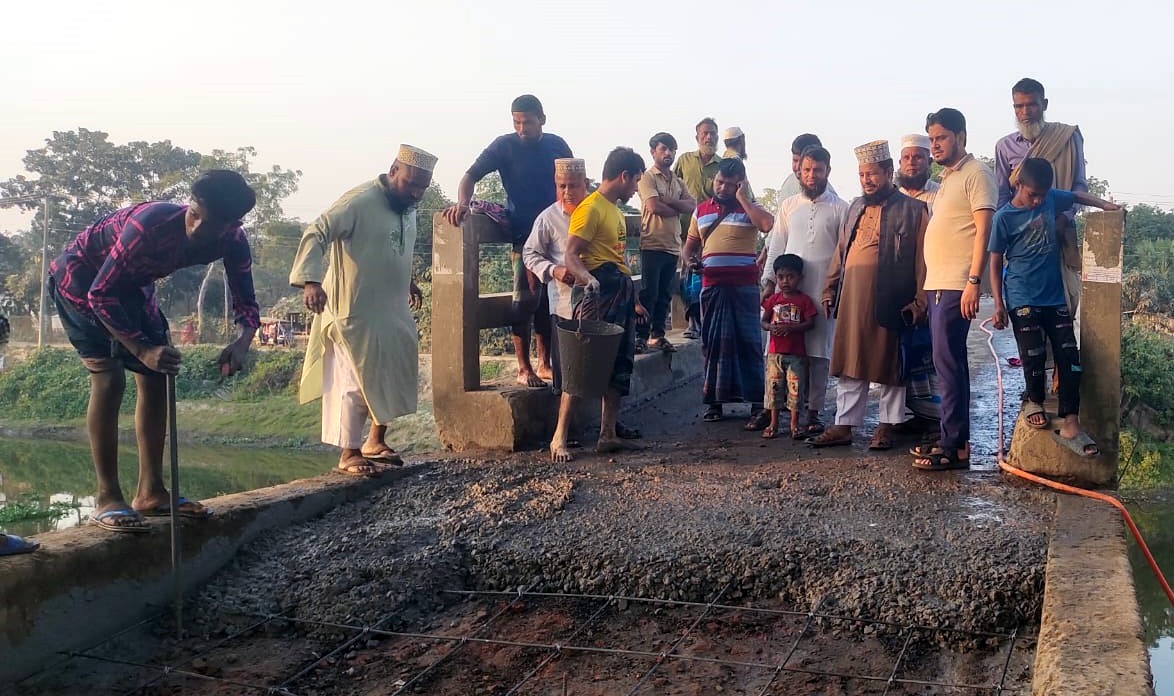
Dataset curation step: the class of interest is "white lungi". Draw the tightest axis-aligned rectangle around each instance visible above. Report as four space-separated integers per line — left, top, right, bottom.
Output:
835 377 906 427
321 338 368 449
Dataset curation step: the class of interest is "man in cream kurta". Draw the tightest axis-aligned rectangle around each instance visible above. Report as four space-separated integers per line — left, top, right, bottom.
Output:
290 145 436 475
759 146 848 434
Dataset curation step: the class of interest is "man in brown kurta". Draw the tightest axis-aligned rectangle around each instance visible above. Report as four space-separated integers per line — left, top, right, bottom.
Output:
811 141 928 450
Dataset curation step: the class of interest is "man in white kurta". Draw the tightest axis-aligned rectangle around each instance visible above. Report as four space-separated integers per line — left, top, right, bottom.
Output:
522 158 588 395
759 146 848 434
290 144 436 475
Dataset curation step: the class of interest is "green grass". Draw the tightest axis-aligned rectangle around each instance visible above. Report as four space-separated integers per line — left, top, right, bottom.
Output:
0 497 80 525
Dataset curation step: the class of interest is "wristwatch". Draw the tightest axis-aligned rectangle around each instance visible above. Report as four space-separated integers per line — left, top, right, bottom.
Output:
967 275 981 285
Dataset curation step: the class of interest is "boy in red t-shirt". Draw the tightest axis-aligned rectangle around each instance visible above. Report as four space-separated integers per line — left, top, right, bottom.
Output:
760 254 818 439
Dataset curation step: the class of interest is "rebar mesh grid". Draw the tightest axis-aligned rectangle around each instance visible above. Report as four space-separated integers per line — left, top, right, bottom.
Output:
27 585 1025 695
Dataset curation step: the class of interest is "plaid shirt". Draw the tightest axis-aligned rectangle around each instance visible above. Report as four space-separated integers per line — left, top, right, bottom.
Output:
49 202 260 342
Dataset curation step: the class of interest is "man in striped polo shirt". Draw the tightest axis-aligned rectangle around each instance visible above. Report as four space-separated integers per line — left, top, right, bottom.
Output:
682 158 775 427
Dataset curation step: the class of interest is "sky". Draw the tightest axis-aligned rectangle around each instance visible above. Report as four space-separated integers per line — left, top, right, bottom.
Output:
2 0 1173 233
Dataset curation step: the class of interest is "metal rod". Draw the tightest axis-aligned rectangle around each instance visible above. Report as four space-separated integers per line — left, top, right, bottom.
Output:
167 373 182 639
626 582 731 695
63 651 297 695
504 596 616 695
756 596 821 696
995 627 1020 695
37 195 49 347
238 609 1002 692
881 628 916 696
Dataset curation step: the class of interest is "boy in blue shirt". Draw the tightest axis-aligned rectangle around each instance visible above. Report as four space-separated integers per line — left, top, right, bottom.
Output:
989 157 1120 457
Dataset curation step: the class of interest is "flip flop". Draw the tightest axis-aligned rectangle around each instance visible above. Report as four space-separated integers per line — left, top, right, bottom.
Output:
1051 430 1100 458
808 427 852 448
745 409 771 431
1021 402 1049 430
1007 357 1022 367
912 449 970 471
360 446 405 466
137 497 213 519
703 406 723 422
336 460 383 477
762 425 778 439
90 507 150 534
0 534 39 557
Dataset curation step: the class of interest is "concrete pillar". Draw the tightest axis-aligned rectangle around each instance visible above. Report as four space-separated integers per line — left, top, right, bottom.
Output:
1078 210 1125 469
431 213 481 393
1006 211 1123 486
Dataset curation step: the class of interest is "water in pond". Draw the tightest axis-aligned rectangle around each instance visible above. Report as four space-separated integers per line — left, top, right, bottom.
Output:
1126 497 1174 695
0 437 334 537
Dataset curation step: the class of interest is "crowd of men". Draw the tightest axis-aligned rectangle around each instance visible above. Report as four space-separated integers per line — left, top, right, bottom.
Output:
0 79 1121 555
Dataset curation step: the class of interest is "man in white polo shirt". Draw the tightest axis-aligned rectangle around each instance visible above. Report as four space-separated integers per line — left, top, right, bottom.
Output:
913 109 997 472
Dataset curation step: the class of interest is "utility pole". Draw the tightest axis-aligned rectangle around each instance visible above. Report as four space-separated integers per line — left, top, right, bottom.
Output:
0 193 56 347
38 196 50 347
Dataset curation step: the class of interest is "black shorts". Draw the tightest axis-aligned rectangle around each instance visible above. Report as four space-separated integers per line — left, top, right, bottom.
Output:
49 277 169 374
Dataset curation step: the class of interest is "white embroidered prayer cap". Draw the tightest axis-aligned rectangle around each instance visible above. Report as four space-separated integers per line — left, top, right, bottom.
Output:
396 144 438 172
554 158 586 176
854 140 892 164
900 134 931 151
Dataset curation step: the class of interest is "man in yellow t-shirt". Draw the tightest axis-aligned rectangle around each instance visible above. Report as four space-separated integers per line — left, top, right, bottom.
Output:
551 147 646 462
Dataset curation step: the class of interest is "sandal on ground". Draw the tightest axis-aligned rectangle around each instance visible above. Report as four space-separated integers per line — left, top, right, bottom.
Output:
762 424 778 439
804 419 825 437
745 409 771 431
1051 429 1100 458
360 445 405 466
791 428 810 441
703 405 723 422
89 507 150 534
682 328 700 340
0 534 40 557
912 448 970 471
137 496 213 519
615 421 642 439
634 338 648 354
336 460 383 477
868 425 894 451
1021 402 1049 430
808 426 852 448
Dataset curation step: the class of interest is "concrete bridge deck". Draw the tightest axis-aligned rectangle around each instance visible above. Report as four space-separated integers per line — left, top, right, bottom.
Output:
2 306 1152 694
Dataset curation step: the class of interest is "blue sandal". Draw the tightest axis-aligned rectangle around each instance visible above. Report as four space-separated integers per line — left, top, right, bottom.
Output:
0 534 40 556
90 507 150 534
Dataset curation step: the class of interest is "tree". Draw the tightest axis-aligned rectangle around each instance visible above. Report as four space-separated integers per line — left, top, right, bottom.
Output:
757 188 779 216
473 172 507 205
0 129 302 335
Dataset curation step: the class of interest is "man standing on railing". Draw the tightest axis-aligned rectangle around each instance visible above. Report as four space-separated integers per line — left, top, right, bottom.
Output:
443 95 573 389
551 147 647 462
291 145 435 476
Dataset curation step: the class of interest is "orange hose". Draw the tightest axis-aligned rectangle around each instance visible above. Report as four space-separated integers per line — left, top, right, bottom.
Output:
979 318 1174 607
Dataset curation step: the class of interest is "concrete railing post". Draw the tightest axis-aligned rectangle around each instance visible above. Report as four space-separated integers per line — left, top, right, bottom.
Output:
1079 210 1125 471
431 213 481 393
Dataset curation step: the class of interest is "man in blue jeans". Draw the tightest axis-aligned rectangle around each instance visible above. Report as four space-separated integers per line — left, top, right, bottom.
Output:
913 109 998 471
636 132 696 353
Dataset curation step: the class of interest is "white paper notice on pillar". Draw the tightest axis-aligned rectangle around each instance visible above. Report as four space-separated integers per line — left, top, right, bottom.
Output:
1082 248 1122 284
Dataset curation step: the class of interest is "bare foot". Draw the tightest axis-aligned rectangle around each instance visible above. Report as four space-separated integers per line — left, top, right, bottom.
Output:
535 364 554 381
550 444 574 463
516 370 548 388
